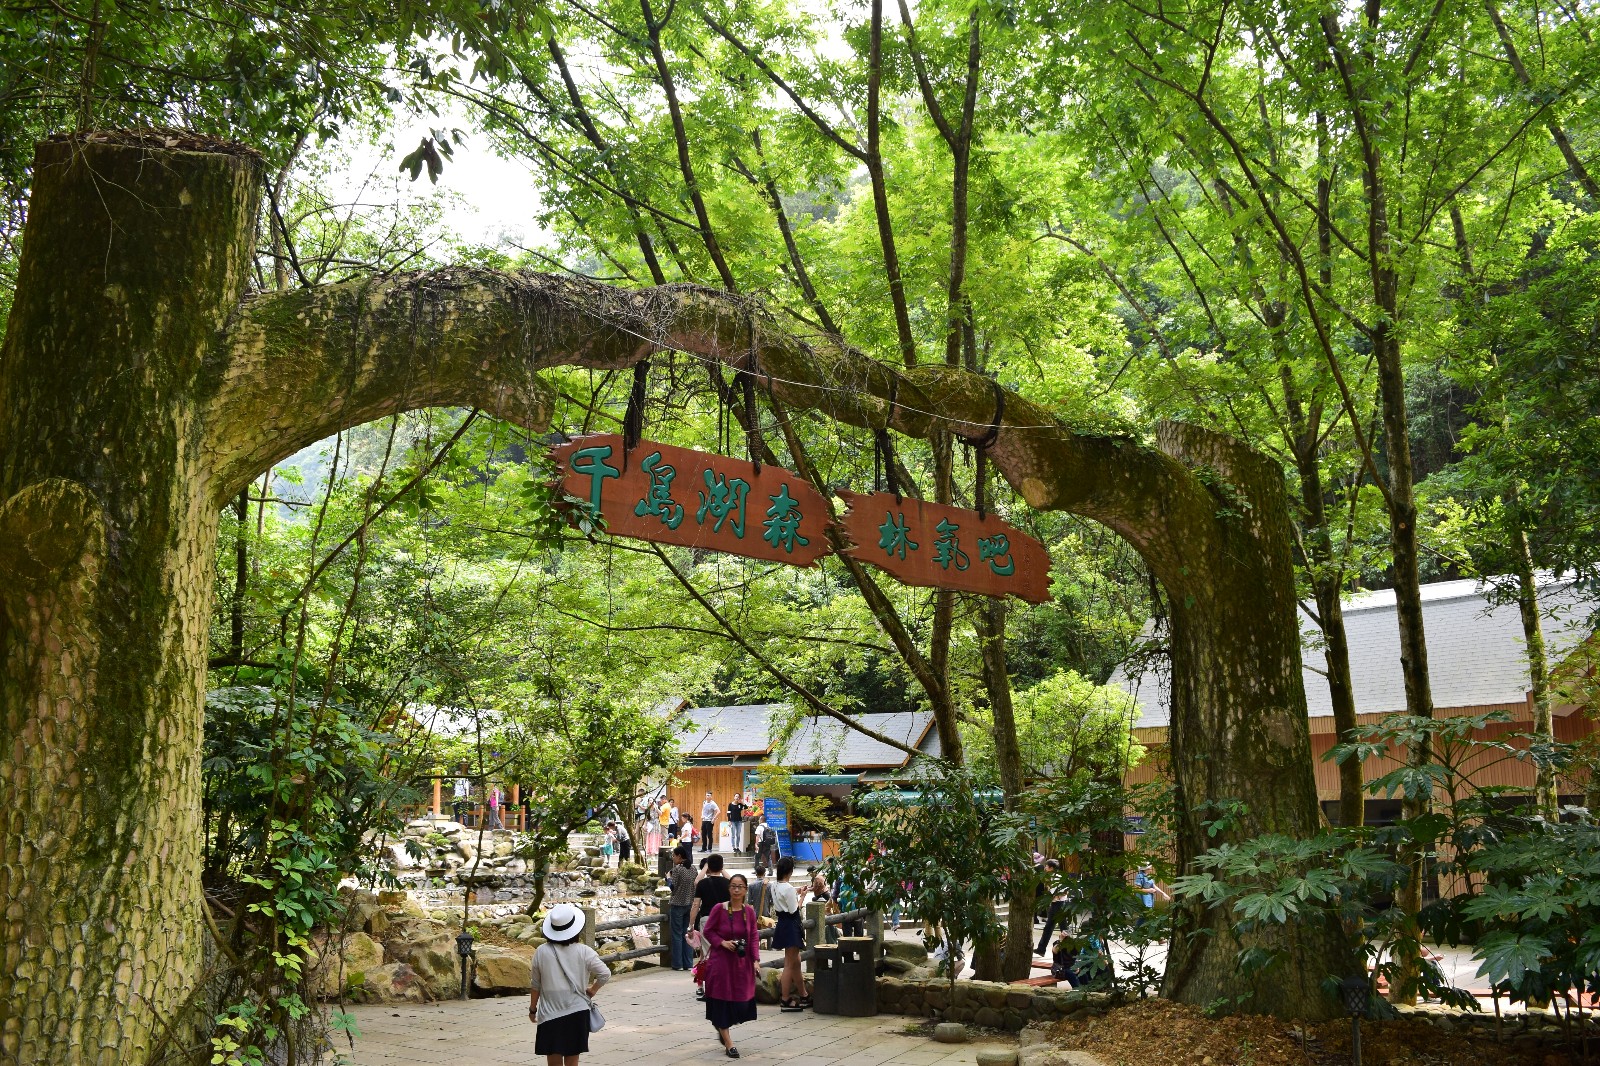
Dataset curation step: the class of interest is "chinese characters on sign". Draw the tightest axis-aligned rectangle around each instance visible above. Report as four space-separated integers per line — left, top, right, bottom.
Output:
837 490 1051 604
549 436 1051 601
550 435 832 567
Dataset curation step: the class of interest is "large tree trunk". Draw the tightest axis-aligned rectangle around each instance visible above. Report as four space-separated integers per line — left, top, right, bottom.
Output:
0 137 1351 1061
1154 424 1357 1018
0 134 260 1061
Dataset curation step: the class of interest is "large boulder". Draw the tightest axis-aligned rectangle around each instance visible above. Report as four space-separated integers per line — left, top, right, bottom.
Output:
338 887 382 928
360 962 428 1003
314 932 386 997
754 968 783 1005
398 931 462 998
883 939 930 963
473 947 534 995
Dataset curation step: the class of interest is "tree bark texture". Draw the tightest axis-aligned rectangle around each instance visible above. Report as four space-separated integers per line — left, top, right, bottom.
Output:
0 135 261 1062
0 137 1349 1059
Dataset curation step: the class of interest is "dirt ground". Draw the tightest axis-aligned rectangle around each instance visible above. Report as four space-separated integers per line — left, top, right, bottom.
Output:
1048 998 1587 1066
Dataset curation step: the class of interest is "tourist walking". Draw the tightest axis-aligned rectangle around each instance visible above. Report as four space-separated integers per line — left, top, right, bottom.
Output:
601 823 616 867
528 902 609 1065
1133 864 1169 908
1036 860 1070 956
748 864 774 922
755 818 774 868
770 855 807 1010
726 794 746 854
667 846 696 970
690 853 731 1001
668 802 681 842
452 768 471 824
486 783 504 829
700 792 720 855
690 853 731 931
701 874 760 1057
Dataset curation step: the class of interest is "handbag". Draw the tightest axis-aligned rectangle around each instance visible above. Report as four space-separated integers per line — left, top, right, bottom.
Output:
552 943 607 1033
685 928 703 951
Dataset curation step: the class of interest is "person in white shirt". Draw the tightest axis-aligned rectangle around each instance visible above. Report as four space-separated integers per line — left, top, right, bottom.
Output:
770 855 807 1010
700 792 720 855
529 902 609 1064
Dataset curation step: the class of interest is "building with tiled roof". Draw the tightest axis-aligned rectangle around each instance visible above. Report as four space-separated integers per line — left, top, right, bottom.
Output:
659 702 941 838
1114 576 1598 821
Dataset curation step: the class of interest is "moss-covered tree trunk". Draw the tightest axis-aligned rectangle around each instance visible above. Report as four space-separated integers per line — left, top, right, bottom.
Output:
1 136 1351 1062
1151 425 1356 1015
0 135 260 1061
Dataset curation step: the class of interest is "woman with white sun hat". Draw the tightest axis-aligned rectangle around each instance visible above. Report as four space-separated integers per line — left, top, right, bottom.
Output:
529 902 610 1066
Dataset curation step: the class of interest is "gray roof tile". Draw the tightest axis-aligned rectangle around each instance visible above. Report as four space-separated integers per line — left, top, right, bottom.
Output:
672 703 934 768
1115 576 1596 729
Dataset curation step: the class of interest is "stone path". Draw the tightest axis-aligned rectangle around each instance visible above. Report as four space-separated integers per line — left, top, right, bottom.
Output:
336 968 1020 1066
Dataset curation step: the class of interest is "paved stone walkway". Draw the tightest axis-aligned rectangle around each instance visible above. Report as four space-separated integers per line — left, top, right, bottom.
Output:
336 968 1012 1066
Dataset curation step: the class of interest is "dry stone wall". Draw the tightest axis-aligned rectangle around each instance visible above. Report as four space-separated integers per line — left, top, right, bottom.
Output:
875 978 1119 1031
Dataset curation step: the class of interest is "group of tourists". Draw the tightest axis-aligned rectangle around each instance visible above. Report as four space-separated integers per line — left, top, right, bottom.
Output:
642 791 779 859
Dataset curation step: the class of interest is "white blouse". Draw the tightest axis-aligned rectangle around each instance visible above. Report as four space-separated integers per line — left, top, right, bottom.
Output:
770 880 801 915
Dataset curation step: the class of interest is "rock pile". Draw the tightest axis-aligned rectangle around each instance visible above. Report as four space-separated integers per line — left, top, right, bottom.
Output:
312 874 671 1005
374 818 664 904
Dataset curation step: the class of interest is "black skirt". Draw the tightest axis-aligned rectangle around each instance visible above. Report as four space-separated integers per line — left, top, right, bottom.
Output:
771 911 804 949
705 995 758 1030
535 1008 591 1056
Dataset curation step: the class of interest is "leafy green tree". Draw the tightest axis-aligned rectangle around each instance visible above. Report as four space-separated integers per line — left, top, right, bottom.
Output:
840 765 1033 993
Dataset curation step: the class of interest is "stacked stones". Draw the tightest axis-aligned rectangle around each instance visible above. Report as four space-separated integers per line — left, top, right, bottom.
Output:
874 978 1118 1031
1389 1003 1600 1047
377 819 664 905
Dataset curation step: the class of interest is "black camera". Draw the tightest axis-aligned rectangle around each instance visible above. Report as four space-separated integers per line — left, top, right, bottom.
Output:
732 938 747 957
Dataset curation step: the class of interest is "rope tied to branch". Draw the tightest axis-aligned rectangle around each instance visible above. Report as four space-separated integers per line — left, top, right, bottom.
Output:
873 376 902 501
622 356 650 468
972 376 1004 519
738 312 765 473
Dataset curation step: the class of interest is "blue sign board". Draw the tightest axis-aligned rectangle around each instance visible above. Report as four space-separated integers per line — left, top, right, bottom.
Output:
762 797 792 858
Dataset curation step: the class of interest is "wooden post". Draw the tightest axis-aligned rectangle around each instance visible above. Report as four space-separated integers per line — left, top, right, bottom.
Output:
868 909 884 962
805 900 825 973
581 905 598 949
658 900 671 969
432 775 442 818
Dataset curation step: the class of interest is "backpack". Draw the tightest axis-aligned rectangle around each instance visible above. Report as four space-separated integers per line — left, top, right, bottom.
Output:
763 826 777 845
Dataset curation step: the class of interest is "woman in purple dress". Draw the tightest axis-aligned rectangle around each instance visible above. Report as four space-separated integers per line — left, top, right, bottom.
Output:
702 873 760 1057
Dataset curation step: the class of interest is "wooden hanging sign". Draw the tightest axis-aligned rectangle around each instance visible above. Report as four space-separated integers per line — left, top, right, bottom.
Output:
835 490 1052 604
549 434 833 567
